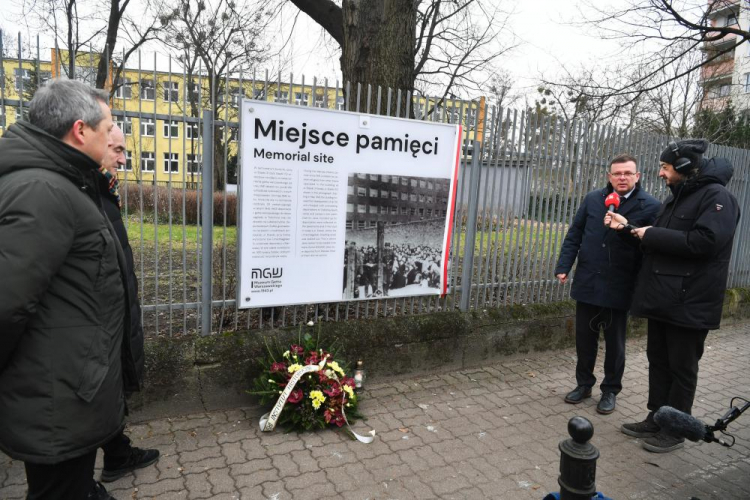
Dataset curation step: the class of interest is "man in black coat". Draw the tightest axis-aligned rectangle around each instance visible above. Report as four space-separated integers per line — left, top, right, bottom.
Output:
98 125 160 482
0 80 130 499
606 139 740 453
555 154 660 415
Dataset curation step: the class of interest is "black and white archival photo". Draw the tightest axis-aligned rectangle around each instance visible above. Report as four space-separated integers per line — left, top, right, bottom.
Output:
343 173 450 300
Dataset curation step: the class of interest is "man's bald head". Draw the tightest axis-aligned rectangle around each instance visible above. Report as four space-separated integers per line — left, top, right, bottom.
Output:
104 125 126 176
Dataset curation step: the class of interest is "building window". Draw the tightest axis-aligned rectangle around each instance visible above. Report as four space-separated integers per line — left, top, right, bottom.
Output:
114 77 132 99
274 91 289 103
390 207 398 214
427 195 433 203
188 82 201 104
294 92 309 106
401 192 408 200
336 96 345 110
347 203 354 213
428 181 434 190
357 220 365 229
186 122 200 140
314 95 326 108
369 221 377 228
401 177 408 186
14 68 30 92
118 151 133 171
419 180 426 188
357 186 366 196
725 13 738 27
140 118 155 137
163 152 179 173
369 188 378 197
410 207 416 215
163 120 179 138
390 191 398 200
187 154 201 174
164 81 179 103
347 185 354 195
346 220 353 229
380 190 388 199
426 208 432 217
401 207 408 215
114 116 133 135
391 176 399 184
357 205 366 213
141 152 155 172
140 79 155 100
410 193 417 202
419 208 425 216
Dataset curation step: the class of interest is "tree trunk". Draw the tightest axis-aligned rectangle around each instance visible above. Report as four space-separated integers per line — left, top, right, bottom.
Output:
340 0 416 115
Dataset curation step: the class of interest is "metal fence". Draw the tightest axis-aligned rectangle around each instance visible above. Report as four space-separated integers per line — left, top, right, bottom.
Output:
2 39 749 337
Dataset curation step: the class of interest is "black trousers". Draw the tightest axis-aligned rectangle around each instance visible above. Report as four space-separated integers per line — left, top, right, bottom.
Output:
646 319 708 415
101 429 132 469
575 301 628 394
24 450 96 500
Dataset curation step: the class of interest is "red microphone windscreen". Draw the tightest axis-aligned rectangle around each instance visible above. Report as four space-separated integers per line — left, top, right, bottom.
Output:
604 192 620 209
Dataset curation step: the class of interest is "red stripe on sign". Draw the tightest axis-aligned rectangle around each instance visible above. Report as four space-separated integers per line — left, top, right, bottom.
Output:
441 125 462 296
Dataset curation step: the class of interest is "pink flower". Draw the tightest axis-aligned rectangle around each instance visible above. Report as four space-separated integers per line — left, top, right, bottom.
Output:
305 353 319 365
287 389 303 404
270 362 287 373
290 345 305 356
323 382 342 398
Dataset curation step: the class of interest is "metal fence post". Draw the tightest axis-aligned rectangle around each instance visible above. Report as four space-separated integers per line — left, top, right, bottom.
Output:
459 140 482 312
201 109 214 336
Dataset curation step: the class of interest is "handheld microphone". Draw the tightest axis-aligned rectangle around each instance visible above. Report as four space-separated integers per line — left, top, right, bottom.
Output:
604 192 620 212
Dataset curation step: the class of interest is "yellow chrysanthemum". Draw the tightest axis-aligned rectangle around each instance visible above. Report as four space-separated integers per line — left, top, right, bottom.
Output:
288 363 302 374
309 390 326 410
282 350 290 359
328 361 345 376
342 385 354 399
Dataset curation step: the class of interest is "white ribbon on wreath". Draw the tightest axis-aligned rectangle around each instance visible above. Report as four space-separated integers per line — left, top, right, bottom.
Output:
259 358 376 444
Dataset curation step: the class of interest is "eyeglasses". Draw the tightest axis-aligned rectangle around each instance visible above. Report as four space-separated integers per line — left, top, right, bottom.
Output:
609 172 637 178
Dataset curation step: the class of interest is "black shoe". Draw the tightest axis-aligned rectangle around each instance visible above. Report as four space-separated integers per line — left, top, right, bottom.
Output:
564 386 592 404
621 415 660 438
596 392 616 415
88 481 115 500
101 447 160 483
642 432 685 453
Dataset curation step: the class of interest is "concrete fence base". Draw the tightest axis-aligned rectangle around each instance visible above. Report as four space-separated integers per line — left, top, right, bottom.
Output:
129 289 750 422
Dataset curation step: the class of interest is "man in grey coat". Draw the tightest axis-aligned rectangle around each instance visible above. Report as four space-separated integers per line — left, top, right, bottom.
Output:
555 154 660 414
0 79 130 499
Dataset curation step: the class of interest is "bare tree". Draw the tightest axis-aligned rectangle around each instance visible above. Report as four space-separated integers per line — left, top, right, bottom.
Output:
13 0 163 90
159 0 274 189
572 0 750 103
285 0 515 111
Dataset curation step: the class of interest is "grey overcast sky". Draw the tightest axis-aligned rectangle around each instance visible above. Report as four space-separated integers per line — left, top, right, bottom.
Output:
0 0 626 102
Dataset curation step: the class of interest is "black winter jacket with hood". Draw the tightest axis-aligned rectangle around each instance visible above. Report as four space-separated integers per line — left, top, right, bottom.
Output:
0 121 134 464
555 183 660 310
631 157 740 329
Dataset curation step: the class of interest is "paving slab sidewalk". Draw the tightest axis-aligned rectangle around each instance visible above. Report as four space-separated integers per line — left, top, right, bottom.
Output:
2 322 749 499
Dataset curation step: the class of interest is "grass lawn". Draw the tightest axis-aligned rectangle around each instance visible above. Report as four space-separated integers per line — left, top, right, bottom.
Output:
125 215 237 249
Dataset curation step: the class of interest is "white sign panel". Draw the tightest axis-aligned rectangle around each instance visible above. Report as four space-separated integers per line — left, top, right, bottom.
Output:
238 100 462 308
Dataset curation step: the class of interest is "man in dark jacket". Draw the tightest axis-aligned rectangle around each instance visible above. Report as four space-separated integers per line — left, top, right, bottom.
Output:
606 139 740 453
0 79 131 499
555 154 660 414
98 125 160 482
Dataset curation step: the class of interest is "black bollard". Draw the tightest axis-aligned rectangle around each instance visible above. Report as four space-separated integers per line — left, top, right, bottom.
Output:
558 416 599 500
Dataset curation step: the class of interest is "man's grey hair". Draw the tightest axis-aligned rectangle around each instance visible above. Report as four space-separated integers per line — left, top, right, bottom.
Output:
28 78 109 139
